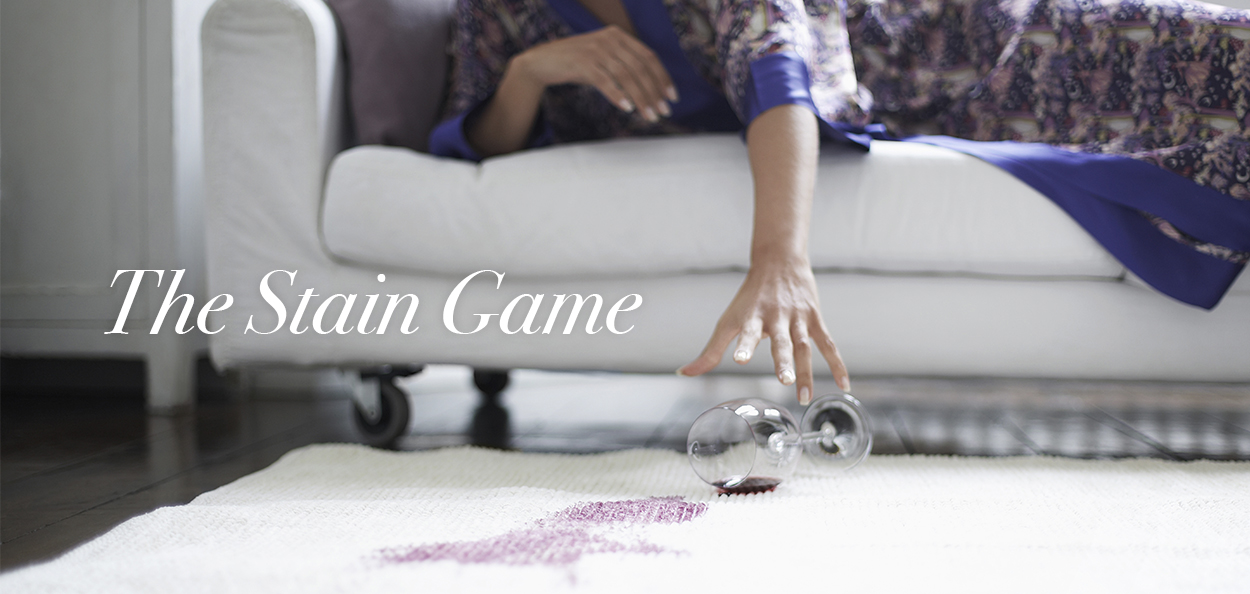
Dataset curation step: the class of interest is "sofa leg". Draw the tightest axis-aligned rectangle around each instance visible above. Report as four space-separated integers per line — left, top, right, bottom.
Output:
352 365 424 450
470 369 512 450
145 335 195 415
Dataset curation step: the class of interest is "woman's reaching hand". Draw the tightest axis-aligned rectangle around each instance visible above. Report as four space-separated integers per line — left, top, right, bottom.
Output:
676 104 850 405
677 254 850 406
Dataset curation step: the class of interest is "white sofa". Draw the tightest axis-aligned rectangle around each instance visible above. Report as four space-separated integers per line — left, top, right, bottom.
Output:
201 0 1250 408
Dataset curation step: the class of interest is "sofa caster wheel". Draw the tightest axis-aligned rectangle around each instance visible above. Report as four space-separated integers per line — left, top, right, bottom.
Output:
353 365 422 450
352 378 409 449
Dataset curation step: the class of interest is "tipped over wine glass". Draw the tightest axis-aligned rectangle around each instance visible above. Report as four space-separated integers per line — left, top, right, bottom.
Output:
686 393 872 494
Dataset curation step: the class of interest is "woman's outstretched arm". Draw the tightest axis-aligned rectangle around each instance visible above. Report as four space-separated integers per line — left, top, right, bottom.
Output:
678 104 850 404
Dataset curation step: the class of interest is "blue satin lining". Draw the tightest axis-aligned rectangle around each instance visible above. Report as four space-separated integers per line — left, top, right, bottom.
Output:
901 135 1247 309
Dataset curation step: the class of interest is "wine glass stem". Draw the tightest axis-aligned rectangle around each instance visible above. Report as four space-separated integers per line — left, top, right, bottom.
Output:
798 429 836 444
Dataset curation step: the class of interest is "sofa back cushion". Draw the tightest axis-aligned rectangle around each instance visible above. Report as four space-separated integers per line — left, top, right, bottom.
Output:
325 0 456 152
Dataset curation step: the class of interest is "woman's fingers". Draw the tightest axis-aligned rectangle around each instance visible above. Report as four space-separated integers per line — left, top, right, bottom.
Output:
811 317 850 392
589 65 635 112
792 319 814 405
603 53 662 121
679 309 848 403
675 263 848 403
733 317 763 364
527 26 675 120
678 317 739 377
768 317 796 387
568 27 670 120
616 34 677 106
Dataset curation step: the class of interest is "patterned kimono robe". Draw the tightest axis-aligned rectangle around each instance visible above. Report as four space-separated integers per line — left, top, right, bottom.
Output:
431 0 1250 308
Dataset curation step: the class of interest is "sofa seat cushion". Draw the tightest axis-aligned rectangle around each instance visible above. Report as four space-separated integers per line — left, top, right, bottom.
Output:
321 134 1125 279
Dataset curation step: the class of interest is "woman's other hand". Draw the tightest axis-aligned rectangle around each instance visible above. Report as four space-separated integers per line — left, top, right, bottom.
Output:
676 105 850 405
468 25 677 157
515 25 678 122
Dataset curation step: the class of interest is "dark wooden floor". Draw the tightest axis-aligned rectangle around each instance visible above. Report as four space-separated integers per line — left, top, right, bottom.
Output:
2 357 1248 571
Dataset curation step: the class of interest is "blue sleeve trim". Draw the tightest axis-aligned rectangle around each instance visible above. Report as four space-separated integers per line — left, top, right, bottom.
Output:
743 52 819 124
428 103 485 162
742 52 872 150
428 94 555 162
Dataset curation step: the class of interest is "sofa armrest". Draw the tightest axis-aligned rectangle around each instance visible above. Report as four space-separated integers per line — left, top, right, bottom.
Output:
201 0 345 301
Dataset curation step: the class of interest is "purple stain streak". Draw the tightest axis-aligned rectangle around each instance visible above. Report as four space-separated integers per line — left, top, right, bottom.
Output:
543 497 706 526
374 497 707 567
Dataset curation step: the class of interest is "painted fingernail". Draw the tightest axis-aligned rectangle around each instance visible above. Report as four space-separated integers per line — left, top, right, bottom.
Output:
642 107 658 122
780 369 795 385
666 86 679 102
657 101 671 117
799 386 811 405
733 349 750 363
618 98 635 112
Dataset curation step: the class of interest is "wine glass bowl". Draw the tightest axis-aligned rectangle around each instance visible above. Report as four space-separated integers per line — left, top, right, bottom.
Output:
686 398 803 494
687 393 873 494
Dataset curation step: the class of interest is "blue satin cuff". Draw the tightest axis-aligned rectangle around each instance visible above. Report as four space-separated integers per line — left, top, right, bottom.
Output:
428 106 484 162
743 52 874 150
428 95 555 162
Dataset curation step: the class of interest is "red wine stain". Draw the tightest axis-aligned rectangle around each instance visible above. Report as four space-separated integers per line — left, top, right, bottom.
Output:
373 497 707 567
713 477 780 496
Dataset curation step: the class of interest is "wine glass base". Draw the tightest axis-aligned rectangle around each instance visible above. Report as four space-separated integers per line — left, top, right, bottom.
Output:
801 393 873 471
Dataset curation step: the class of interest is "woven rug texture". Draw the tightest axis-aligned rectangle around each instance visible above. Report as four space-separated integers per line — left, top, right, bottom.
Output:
2 444 1247 593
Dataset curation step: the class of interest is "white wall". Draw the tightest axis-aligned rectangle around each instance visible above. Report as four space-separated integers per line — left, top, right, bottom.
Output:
0 0 207 408
0 0 211 326
1 0 149 319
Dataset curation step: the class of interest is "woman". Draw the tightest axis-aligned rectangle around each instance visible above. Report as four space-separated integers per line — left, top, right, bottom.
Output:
430 0 1250 403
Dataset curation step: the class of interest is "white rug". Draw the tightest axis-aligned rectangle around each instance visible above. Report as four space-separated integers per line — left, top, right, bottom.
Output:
3 445 1248 593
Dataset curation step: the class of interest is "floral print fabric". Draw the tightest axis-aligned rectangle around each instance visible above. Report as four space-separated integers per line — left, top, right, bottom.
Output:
663 0 874 124
845 0 1250 263
442 0 872 141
